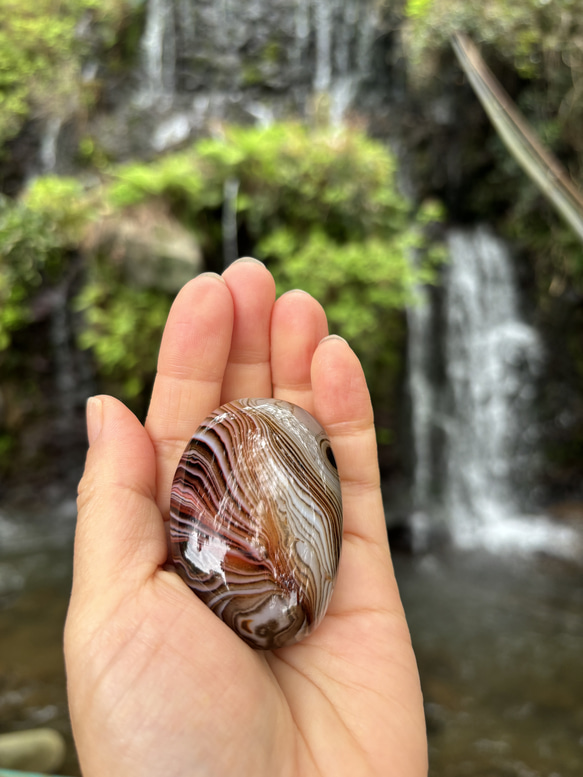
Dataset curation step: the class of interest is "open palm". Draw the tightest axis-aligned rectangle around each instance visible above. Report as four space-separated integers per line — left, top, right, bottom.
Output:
64 259 427 777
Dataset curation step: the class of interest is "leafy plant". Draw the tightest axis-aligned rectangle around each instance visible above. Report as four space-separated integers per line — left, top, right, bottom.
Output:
101 124 445 405
403 0 583 82
0 0 129 147
2 123 445 419
0 201 62 349
74 270 172 399
0 175 95 349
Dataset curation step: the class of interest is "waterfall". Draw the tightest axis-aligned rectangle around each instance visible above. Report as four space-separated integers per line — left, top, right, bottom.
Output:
293 0 311 69
132 0 381 147
176 0 197 52
312 0 378 124
39 117 63 173
442 228 542 537
407 282 435 516
406 226 581 553
47 276 95 461
313 0 333 93
138 0 176 107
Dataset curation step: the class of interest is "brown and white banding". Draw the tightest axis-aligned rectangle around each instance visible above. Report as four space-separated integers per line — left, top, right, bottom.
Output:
170 398 343 649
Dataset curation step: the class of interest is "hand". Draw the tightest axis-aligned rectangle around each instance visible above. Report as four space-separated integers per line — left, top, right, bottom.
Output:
64 259 427 777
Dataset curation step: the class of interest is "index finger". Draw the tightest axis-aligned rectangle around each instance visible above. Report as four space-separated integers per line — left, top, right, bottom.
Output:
145 273 234 515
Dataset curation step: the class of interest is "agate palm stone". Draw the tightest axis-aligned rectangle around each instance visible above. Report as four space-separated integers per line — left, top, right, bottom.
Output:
169 398 343 650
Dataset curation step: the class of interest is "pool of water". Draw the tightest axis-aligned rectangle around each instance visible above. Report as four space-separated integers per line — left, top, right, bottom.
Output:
395 548 583 777
0 505 79 776
1 504 582 777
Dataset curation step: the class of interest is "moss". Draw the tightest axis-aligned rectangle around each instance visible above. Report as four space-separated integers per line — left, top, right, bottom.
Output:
0 0 132 148
240 64 265 87
261 40 282 65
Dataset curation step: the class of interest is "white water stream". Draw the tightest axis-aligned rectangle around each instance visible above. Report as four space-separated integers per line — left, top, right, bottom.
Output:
135 0 379 143
311 0 377 124
138 0 176 107
408 226 580 556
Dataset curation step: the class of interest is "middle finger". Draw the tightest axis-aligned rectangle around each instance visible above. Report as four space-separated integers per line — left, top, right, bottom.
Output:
220 258 276 403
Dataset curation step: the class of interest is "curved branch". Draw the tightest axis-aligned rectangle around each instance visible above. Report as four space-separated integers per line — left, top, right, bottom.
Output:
451 32 583 243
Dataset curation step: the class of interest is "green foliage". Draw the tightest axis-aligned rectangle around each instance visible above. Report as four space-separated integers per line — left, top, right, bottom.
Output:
262 230 420 394
0 175 95 349
1 123 444 412
102 124 444 402
404 0 583 81
0 0 129 147
108 151 208 210
74 270 172 399
204 126 444 395
406 0 434 20
0 201 62 349
403 0 583 305
0 198 49 349
22 175 96 241
109 123 412 235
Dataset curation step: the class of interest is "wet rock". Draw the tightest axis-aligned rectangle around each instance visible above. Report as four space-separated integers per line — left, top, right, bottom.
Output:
0 728 66 773
83 202 202 294
547 500 583 523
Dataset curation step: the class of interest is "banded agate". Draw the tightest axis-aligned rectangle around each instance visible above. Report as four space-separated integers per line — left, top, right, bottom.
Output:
169 398 343 650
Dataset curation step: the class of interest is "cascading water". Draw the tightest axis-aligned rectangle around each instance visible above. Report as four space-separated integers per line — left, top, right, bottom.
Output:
138 0 177 107
408 226 579 555
312 0 378 124
442 228 541 538
134 0 380 150
39 117 63 173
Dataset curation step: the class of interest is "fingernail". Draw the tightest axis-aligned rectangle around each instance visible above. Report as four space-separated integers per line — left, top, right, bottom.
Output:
231 256 265 266
320 334 349 345
86 396 103 446
196 272 226 283
280 288 311 298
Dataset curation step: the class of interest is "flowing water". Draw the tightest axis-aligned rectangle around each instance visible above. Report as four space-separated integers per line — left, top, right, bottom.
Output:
403 224 583 774
38 117 63 174
441 228 542 540
0 506 78 776
396 549 583 777
134 0 380 150
138 0 176 108
406 226 580 557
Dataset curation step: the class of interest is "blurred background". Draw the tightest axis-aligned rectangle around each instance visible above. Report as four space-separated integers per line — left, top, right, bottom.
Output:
1 0 583 774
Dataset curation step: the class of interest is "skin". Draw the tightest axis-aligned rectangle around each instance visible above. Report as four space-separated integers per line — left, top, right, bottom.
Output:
64 259 428 777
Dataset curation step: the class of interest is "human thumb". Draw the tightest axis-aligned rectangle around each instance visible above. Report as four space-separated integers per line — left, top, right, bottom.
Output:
72 395 166 595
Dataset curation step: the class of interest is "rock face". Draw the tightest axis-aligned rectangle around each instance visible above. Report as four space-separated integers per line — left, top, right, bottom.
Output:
82 202 202 293
0 728 66 773
91 0 395 159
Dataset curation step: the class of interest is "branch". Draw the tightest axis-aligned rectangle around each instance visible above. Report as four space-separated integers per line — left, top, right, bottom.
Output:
451 32 583 243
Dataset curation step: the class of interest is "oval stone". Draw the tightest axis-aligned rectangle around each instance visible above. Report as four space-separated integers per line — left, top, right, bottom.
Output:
169 398 343 649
